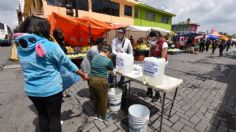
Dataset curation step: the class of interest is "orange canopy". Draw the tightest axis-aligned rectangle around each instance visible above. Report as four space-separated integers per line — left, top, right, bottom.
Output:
220 35 229 41
211 31 222 37
49 12 118 46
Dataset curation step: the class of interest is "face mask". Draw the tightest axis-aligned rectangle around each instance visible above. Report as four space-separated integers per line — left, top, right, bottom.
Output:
149 40 157 46
58 37 64 43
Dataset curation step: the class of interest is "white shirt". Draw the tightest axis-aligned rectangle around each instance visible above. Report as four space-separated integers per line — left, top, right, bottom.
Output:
162 42 169 49
112 38 133 55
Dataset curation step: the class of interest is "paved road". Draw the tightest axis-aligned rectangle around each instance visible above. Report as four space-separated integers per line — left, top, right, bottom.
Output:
0 46 236 132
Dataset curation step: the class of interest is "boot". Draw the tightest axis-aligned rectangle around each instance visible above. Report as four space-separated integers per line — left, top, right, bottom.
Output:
151 91 160 102
146 88 153 98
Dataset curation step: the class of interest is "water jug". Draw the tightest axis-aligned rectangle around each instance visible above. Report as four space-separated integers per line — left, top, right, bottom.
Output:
116 53 134 74
143 57 165 86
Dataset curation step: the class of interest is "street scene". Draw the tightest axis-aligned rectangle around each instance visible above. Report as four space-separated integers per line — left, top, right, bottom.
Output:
1 0 236 132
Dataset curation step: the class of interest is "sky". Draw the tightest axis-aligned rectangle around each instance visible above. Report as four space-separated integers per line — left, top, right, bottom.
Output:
145 0 236 34
0 0 235 34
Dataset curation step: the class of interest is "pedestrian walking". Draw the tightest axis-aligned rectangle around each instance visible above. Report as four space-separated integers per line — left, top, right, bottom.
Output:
89 43 115 121
205 39 211 52
146 30 168 102
219 40 226 57
199 37 206 53
14 16 89 132
226 39 231 52
211 40 218 55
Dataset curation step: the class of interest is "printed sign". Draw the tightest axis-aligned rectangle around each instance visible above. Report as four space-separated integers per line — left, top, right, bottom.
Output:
116 57 124 67
143 61 159 77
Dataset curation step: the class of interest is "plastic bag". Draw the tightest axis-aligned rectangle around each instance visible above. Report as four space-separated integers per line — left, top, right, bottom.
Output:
60 66 81 90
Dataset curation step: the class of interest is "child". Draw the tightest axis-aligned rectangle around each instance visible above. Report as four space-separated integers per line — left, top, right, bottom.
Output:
89 43 114 121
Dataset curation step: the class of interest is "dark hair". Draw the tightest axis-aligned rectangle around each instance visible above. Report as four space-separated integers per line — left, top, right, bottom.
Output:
94 38 108 51
149 30 162 37
100 44 112 53
18 16 51 38
117 28 126 34
53 28 64 43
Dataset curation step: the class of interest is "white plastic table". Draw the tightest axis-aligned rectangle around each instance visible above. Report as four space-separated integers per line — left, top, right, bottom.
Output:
117 71 183 132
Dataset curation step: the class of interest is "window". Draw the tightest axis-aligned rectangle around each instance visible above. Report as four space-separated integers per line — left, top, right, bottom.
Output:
75 0 88 11
161 16 169 24
125 5 132 16
92 0 120 16
145 11 155 21
135 7 138 18
47 0 64 7
0 23 4 30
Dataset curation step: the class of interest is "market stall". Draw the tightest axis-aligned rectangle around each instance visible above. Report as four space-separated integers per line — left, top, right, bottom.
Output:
49 12 123 66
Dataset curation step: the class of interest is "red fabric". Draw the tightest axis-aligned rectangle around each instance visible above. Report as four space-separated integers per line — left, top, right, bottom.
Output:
49 12 119 46
150 39 168 61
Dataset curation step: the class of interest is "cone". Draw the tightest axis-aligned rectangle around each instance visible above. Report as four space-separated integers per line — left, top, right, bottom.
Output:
10 43 18 61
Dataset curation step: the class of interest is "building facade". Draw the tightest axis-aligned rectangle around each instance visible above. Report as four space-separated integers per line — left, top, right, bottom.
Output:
22 0 175 31
23 0 137 25
172 20 200 34
134 3 175 30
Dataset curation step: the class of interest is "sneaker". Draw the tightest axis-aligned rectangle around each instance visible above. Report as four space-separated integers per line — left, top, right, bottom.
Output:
93 114 99 120
97 113 112 121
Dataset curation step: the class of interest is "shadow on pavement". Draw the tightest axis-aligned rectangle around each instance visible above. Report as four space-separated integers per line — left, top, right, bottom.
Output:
29 105 40 132
208 65 236 132
77 88 90 99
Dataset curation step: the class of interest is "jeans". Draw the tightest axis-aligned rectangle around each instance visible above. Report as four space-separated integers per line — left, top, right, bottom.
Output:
29 92 63 132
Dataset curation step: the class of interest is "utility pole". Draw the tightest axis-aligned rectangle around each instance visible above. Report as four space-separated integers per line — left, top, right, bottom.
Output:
17 3 23 25
73 0 78 17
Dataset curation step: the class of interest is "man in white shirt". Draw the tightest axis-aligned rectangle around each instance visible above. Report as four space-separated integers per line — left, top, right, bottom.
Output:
111 28 133 88
112 29 133 55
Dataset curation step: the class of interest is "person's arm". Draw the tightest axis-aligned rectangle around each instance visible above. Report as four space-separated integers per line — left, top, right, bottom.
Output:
112 39 118 55
161 42 168 61
128 40 133 55
161 48 168 60
50 44 89 80
107 60 114 71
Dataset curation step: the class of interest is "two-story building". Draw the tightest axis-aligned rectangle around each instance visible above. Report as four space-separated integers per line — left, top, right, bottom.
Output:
134 3 175 31
172 19 200 34
23 0 137 25
22 0 175 31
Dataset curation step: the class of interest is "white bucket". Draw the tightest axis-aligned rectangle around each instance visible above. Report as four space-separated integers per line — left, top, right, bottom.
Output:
128 104 150 132
108 88 122 112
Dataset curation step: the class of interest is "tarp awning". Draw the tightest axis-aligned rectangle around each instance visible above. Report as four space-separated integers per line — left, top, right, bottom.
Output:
126 25 171 35
49 12 117 46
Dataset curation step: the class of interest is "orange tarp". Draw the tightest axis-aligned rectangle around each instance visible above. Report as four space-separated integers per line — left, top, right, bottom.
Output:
49 12 118 46
220 35 229 41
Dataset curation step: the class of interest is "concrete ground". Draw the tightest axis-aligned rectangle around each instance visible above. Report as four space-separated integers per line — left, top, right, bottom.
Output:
0 45 236 132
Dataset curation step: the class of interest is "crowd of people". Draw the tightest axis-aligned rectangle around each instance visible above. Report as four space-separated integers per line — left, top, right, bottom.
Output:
182 36 236 57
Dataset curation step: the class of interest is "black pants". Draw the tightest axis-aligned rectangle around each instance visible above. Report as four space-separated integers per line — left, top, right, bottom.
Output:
29 92 63 132
219 48 225 57
200 45 204 53
212 47 216 54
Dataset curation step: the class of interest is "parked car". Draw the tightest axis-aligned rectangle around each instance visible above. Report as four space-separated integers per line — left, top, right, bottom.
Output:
0 39 11 46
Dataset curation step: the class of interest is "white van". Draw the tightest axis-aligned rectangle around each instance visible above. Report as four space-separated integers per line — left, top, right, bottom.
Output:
0 22 12 46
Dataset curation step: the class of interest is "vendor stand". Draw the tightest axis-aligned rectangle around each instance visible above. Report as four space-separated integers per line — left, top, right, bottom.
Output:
49 12 124 66
116 70 183 132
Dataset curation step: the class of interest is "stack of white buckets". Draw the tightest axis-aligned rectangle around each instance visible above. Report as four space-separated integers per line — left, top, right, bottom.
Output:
108 53 166 132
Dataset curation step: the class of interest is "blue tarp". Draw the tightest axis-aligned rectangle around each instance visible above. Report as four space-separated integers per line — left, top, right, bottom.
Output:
207 34 219 39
